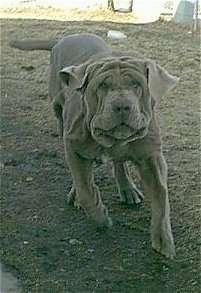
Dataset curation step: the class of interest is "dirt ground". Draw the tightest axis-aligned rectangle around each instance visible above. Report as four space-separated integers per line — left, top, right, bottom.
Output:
1 7 200 293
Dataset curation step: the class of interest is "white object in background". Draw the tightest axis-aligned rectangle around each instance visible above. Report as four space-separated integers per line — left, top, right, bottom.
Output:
173 0 197 15
132 0 166 24
107 30 127 40
173 0 197 24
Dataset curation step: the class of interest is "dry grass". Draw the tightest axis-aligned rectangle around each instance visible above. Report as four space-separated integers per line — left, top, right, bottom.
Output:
0 6 136 22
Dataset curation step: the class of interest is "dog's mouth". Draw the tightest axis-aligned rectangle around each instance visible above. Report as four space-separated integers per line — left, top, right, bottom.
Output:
93 123 147 142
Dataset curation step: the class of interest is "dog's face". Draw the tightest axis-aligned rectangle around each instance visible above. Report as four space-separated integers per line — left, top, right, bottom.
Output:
87 61 151 147
60 57 178 147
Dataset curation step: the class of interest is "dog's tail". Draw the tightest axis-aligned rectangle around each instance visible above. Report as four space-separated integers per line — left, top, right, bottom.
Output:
9 39 58 51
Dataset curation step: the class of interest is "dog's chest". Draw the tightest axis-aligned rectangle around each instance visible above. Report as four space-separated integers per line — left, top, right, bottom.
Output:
74 138 151 163
73 139 127 161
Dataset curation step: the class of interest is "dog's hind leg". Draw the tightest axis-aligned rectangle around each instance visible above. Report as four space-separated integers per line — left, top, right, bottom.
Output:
53 101 63 137
48 61 64 137
113 162 144 205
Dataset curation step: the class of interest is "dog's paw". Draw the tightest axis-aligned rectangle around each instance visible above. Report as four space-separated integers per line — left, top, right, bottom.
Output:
119 183 144 205
67 187 81 209
88 205 113 229
95 216 113 230
151 224 176 259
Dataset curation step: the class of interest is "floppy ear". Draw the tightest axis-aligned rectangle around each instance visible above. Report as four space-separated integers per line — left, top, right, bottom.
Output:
59 64 88 89
64 90 86 140
59 64 89 140
146 60 179 99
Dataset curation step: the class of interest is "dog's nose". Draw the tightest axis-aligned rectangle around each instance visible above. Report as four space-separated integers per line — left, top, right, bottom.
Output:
111 99 132 114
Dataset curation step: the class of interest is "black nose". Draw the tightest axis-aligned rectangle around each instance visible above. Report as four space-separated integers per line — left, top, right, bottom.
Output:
111 99 132 114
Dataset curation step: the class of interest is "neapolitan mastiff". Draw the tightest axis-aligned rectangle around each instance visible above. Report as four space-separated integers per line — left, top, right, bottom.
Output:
10 33 179 258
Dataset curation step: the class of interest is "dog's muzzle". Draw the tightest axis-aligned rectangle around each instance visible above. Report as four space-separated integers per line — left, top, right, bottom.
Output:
91 120 148 147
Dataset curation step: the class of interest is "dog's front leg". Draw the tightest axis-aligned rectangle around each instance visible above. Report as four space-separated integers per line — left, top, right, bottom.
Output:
64 139 112 228
138 153 175 259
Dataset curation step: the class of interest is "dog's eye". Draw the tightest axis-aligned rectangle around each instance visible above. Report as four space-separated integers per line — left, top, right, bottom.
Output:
133 83 142 96
100 81 109 90
133 83 139 89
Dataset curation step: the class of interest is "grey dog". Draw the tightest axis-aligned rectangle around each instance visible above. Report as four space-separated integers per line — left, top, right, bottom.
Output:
10 33 179 258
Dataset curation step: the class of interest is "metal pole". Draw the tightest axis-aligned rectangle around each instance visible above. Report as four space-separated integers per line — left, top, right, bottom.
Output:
193 0 199 32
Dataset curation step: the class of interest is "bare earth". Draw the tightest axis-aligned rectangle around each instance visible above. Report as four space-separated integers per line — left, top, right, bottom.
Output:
1 8 200 293
1 263 21 292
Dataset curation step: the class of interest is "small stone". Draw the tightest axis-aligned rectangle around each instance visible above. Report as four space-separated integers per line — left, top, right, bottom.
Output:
191 280 198 286
26 177 33 182
103 266 113 271
119 265 124 271
59 207 65 212
69 238 82 245
32 148 39 153
162 265 169 271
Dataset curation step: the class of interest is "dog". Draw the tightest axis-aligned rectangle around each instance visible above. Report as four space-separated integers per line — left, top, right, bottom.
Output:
10 33 178 258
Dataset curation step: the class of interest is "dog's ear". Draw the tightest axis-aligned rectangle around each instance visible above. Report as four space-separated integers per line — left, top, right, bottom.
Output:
59 64 88 89
146 60 179 99
59 65 89 139
63 90 87 140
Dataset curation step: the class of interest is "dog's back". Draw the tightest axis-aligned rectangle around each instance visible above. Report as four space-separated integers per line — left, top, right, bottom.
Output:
51 33 111 70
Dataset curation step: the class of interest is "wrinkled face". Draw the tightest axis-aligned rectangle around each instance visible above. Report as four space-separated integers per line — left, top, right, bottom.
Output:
85 61 153 147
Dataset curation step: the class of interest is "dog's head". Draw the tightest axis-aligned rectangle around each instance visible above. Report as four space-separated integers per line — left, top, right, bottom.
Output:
60 56 178 147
